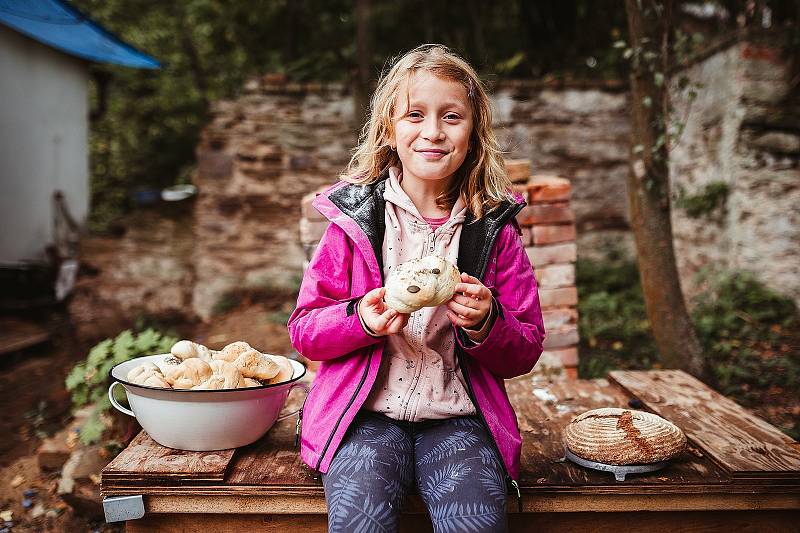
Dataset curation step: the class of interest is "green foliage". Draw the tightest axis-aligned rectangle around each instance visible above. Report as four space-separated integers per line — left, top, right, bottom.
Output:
691 269 800 413
675 181 730 219
576 258 658 379
65 328 177 445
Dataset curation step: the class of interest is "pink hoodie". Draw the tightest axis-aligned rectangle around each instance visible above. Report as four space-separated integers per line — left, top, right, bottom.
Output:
287 175 545 490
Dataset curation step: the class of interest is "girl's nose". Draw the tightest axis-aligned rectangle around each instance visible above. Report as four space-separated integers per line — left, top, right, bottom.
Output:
421 118 444 141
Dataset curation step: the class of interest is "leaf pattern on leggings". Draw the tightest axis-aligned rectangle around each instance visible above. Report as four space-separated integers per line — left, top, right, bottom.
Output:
419 430 479 465
327 473 361 531
478 445 498 466
329 442 377 476
429 502 504 533
365 423 408 450
479 464 507 503
420 462 472 503
343 491 393 533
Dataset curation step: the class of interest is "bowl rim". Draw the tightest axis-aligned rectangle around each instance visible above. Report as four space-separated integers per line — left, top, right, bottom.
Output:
108 354 307 394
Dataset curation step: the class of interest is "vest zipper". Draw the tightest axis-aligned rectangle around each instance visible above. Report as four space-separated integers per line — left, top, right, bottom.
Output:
456 347 522 513
314 346 375 471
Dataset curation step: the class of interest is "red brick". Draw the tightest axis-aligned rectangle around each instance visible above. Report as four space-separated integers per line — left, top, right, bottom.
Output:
511 183 529 202
504 159 531 183
532 224 576 245
301 193 327 221
534 264 575 288
516 202 574 225
526 243 577 266
543 325 579 350
564 367 578 379
520 226 532 246
539 287 578 308
299 218 329 244
542 308 578 330
542 347 579 367
528 175 571 203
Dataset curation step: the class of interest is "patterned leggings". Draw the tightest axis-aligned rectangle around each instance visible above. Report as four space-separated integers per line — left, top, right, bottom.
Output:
322 409 509 533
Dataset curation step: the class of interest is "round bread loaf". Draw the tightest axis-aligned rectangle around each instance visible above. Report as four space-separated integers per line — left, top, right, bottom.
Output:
563 407 687 465
384 256 460 313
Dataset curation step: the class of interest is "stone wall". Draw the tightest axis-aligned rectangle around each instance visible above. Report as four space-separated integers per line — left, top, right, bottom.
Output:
73 35 799 322
191 78 633 319
669 37 800 307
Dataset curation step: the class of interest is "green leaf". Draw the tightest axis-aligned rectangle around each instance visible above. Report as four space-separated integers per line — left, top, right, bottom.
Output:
654 72 664 87
79 411 106 445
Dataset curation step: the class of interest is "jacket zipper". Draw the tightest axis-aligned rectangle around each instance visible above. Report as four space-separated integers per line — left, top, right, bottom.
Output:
295 383 316 448
313 345 375 472
456 344 523 513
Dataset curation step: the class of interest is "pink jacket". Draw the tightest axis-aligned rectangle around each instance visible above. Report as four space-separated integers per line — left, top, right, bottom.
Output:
287 175 545 487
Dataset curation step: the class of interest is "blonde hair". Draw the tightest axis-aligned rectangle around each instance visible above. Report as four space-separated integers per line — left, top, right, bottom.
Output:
340 44 514 219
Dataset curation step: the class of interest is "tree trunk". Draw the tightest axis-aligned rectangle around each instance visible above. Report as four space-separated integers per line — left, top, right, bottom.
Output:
623 0 709 380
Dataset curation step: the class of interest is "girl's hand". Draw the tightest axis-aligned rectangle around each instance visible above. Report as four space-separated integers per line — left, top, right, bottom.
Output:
446 273 493 330
358 287 410 336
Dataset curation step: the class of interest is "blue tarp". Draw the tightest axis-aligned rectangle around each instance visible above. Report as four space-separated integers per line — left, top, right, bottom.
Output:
0 0 160 69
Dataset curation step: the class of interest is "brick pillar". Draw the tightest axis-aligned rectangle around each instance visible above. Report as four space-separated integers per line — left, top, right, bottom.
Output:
508 160 579 380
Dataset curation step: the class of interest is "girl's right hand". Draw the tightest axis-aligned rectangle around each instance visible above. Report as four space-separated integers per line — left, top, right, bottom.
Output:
358 287 410 336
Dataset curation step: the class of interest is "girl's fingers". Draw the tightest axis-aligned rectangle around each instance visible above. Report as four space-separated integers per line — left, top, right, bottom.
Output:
372 307 397 331
448 300 477 318
363 287 385 305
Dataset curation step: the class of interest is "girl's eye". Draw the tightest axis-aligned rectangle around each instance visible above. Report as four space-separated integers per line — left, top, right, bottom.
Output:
408 111 423 119
445 113 460 120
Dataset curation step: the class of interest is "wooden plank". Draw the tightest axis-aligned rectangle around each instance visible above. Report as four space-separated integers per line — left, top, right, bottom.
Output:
507 375 731 490
0 318 50 355
102 431 235 485
226 379 319 486
609 369 800 480
125 510 800 533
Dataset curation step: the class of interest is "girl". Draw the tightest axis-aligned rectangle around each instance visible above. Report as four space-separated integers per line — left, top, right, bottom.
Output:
288 44 545 532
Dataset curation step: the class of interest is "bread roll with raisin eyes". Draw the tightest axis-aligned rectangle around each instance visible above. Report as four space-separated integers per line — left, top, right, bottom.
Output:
384 256 460 313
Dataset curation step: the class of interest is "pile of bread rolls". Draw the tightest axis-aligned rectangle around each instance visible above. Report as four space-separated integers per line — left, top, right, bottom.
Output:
126 340 294 390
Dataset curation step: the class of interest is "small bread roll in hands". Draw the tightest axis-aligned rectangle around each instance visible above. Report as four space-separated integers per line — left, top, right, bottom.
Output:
125 340 294 390
384 256 460 313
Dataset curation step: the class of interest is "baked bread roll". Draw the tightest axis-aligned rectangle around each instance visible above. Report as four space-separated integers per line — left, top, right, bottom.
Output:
209 359 246 388
192 375 227 390
127 363 169 388
163 358 213 389
234 349 281 380
242 377 263 388
214 341 252 363
563 407 687 465
384 256 460 313
266 355 293 384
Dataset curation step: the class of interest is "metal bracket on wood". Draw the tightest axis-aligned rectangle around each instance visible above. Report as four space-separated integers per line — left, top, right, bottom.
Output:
103 495 145 523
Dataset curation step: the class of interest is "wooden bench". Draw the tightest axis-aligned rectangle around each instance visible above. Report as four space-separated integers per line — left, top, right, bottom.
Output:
101 369 800 531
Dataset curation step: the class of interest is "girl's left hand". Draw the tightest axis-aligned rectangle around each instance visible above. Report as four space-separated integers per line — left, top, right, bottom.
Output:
446 273 492 329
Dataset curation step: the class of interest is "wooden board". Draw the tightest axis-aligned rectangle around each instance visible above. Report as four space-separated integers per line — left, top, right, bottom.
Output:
102 432 236 485
508 375 731 490
608 369 800 481
0 318 50 356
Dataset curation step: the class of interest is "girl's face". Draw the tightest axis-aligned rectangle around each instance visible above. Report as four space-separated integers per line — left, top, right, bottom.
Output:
389 71 473 188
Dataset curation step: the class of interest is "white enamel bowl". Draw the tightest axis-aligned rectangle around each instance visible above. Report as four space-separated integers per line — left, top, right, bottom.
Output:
108 354 308 451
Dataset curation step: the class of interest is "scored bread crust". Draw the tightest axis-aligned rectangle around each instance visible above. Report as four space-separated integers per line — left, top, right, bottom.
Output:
563 407 687 465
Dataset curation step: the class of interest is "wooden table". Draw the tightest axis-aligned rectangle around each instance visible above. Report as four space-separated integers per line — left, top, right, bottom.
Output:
101 370 800 532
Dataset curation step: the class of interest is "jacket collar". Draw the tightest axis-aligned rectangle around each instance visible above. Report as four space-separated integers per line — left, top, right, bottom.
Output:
325 169 525 281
